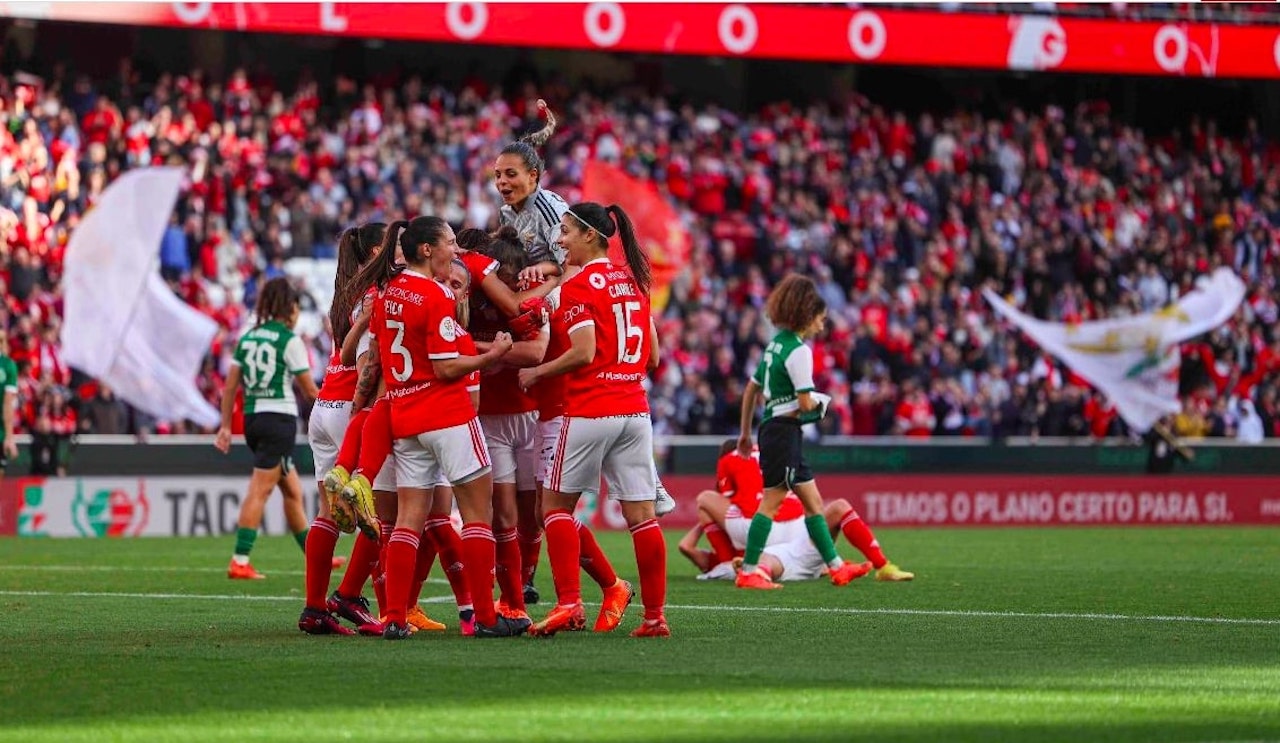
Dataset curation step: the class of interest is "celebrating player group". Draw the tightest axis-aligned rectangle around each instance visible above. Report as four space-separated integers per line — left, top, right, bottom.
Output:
218 100 911 641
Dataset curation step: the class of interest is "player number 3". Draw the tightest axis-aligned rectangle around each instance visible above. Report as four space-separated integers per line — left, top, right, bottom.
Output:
612 301 644 365
386 320 414 382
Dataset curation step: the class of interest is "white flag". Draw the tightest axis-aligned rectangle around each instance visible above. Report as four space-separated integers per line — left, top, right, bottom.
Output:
983 268 1246 433
61 167 220 428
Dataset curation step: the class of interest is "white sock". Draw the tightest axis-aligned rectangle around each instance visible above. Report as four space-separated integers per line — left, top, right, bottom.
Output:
828 557 845 570
232 554 250 566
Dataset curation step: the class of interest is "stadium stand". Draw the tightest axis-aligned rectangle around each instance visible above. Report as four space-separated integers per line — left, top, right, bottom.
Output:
1 37 1278 443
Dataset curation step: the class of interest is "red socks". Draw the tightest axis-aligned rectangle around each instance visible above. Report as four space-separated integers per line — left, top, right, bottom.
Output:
495 528 525 611
335 407 370 473
577 519 618 589
304 517 340 610
337 530 379 600
409 528 438 607
630 518 667 621
518 527 542 586
428 518 472 611
543 508 582 606
704 523 735 564
356 399 393 480
383 527 420 625
460 522 498 627
840 510 887 568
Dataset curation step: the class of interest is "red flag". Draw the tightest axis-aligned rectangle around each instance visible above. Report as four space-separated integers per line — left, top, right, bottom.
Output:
581 161 691 310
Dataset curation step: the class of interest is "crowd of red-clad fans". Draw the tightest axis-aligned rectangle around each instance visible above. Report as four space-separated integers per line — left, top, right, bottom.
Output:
2 49 1279 455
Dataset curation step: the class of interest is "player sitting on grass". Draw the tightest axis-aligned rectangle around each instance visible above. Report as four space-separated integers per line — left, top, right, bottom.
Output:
679 439 914 583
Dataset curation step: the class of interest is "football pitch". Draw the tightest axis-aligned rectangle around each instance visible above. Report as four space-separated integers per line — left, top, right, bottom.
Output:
1 527 1278 743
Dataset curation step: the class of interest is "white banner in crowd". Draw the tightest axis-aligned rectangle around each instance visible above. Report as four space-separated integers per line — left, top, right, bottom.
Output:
62 167 220 428
983 268 1246 433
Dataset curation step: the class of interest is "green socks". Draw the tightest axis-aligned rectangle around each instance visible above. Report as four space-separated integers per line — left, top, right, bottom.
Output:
234 527 257 559
742 513 775 569
294 529 308 552
805 513 842 567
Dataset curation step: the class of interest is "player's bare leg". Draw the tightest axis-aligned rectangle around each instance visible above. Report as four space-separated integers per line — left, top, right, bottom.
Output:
228 466 279 580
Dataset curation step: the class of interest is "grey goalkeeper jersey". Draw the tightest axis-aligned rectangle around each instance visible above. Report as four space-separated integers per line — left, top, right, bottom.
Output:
499 187 570 267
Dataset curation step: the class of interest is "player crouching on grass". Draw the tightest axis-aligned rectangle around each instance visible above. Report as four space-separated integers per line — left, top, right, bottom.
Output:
680 441 914 583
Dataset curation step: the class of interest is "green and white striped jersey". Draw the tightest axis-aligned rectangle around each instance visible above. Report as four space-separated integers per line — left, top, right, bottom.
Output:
751 330 815 421
232 321 310 416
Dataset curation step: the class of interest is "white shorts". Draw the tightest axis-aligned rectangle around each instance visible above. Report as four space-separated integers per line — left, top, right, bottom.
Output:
394 418 492 489
724 515 806 551
371 455 396 493
764 538 826 581
536 417 563 486
480 412 538 491
307 400 352 478
547 415 655 502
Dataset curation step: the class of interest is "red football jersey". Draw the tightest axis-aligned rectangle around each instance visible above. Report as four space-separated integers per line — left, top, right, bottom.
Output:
372 270 474 438
459 251 499 290
471 288 537 416
316 296 367 403
716 448 803 521
533 290 567 421
557 258 651 418
457 328 481 395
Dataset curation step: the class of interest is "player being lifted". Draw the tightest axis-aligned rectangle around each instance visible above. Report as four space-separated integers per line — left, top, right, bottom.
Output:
734 275 869 590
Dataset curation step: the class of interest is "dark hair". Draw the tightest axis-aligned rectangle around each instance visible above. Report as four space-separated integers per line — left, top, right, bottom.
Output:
566 201 651 295
719 439 738 458
497 101 558 183
351 216 450 290
479 225 530 276
456 227 490 252
765 275 827 333
330 222 386 346
255 277 300 327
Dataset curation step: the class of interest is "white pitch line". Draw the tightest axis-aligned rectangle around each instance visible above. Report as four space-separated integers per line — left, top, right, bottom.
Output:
0 590 1275 626
0 565 446 584
0 591 461 604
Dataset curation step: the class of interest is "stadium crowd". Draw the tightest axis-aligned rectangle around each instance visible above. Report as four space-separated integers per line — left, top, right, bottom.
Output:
2 45 1279 451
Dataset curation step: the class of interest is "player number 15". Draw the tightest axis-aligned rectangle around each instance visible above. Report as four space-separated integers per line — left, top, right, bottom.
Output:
612 301 643 365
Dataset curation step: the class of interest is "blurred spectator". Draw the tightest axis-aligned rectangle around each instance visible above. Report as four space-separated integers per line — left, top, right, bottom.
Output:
79 382 126 435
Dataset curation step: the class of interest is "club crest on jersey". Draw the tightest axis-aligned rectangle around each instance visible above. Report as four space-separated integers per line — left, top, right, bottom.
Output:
589 273 607 290
439 316 457 342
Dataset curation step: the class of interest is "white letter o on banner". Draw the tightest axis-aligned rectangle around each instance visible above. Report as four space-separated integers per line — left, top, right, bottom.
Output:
848 11 886 60
584 3 625 48
445 2 488 40
172 2 212 25
1153 25 1188 72
718 5 758 55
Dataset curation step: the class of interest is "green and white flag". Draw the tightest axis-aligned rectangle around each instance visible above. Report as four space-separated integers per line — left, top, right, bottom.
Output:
983 268 1245 433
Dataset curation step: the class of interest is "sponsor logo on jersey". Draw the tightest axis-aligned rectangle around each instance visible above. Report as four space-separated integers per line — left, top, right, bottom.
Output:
589 272 607 290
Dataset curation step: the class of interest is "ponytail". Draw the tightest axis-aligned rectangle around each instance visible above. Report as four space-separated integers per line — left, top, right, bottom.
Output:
350 219 406 294
330 222 386 345
606 204 650 295
498 99 558 182
521 101 557 147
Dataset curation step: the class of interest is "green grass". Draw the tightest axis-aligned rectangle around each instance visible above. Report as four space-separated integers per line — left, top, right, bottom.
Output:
1 528 1279 742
